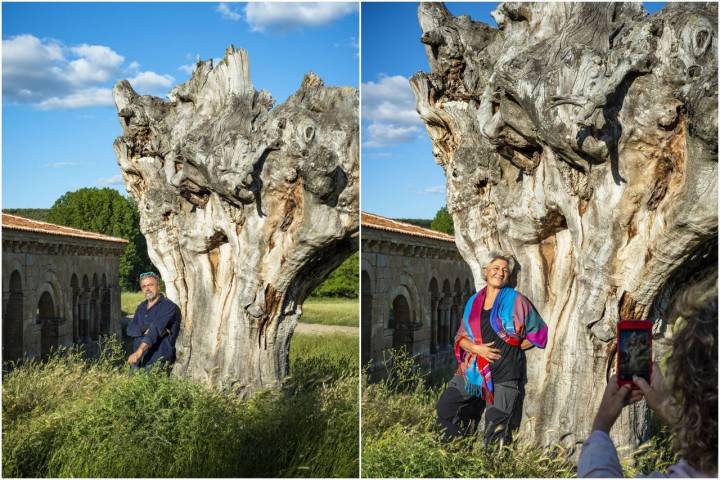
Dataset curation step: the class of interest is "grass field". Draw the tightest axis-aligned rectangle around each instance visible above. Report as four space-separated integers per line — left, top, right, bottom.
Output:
3 333 358 478
300 297 358 327
120 291 144 315
361 349 676 478
122 292 358 327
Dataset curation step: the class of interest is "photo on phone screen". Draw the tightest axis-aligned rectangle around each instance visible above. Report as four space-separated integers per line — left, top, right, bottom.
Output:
618 330 651 382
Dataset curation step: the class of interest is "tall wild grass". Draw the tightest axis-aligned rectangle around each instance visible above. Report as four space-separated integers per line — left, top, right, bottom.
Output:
362 348 675 478
3 333 358 478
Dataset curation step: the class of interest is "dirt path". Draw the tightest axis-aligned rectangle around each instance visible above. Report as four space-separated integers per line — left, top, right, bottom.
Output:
295 322 358 336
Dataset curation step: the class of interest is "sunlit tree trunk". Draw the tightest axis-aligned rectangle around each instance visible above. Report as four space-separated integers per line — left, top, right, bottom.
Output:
411 3 717 450
113 46 358 396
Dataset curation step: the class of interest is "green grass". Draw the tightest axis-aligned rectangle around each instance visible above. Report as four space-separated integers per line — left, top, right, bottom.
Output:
300 297 358 327
361 349 675 478
121 291 144 316
3 333 358 478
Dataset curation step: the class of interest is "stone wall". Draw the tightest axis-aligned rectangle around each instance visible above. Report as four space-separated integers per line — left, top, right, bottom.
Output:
361 224 473 372
2 228 125 360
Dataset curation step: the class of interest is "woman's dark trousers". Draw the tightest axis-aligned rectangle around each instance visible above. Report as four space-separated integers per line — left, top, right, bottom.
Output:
436 375 520 445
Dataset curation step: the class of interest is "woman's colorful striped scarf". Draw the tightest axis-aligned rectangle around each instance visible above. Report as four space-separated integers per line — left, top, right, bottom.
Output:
454 286 548 402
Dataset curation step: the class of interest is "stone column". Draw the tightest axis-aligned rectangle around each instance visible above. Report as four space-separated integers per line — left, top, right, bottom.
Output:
430 296 439 354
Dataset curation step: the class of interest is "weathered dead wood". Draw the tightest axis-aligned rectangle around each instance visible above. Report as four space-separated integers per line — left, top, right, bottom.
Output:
113 46 358 395
411 2 717 450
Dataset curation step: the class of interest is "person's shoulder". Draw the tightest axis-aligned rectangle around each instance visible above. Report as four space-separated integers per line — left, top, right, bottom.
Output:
465 291 480 305
159 295 180 310
506 287 528 302
134 299 147 313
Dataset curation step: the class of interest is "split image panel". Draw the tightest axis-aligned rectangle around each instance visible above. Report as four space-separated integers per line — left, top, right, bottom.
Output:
1 1 718 478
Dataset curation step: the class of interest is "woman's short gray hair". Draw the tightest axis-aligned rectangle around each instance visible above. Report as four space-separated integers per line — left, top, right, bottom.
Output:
481 250 516 278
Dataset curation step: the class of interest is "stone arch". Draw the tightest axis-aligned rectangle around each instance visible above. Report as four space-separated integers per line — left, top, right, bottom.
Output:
464 278 472 304
39 269 65 316
390 293 413 352
387 284 414 327
38 291 58 357
3 258 24 288
361 270 372 365
3 270 24 362
397 272 420 325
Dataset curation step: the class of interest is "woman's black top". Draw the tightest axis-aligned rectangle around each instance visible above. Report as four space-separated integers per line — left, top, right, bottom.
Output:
480 308 524 382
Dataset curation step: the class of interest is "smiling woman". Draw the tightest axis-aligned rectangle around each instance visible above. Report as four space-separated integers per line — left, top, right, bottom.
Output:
435 252 547 445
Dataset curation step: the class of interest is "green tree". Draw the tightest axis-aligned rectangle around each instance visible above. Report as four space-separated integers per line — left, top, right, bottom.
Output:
3 208 51 221
430 206 454 235
312 252 359 298
47 188 153 290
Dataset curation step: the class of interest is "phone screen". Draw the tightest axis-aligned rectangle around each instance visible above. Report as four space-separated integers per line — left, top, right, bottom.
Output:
618 329 651 382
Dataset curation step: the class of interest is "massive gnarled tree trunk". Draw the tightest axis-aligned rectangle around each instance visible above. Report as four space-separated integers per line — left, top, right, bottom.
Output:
113 46 358 396
411 3 717 451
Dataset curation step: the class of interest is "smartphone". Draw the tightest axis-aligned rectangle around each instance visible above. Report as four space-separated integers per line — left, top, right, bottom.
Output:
617 320 653 389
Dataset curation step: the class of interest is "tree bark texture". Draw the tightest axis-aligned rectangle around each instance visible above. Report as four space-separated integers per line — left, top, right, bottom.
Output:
113 46 358 396
411 2 717 450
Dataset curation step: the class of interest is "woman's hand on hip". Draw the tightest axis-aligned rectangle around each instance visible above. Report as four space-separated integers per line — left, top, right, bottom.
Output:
473 341 501 362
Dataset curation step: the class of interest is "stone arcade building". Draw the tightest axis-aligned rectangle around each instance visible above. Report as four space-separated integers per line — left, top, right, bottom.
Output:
361 212 474 372
2 214 127 361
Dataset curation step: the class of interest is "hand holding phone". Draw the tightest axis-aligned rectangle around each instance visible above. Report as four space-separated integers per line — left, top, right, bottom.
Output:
617 320 653 389
633 365 674 425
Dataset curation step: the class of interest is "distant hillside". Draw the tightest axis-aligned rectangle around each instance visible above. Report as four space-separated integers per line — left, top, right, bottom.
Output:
394 218 432 229
4 209 51 222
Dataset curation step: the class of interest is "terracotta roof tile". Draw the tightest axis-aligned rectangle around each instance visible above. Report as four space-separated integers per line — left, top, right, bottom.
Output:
2 214 129 244
361 211 455 243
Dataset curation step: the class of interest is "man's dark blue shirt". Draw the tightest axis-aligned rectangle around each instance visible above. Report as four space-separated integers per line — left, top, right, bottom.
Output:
127 295 180 367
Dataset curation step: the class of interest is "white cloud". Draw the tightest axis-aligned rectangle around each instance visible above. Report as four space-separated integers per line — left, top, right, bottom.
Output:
128 71 174 95
98 174 124 187
217 3 242 21
36 88 114 110
126 61 141 74
45 162 80 168
2 34 174 109
178 63 196 75
244 2 356 33
421 186 445 195
3 34 64 66
362 74 421 125
70 44 123 69
362 74 423 148
363 123 421 148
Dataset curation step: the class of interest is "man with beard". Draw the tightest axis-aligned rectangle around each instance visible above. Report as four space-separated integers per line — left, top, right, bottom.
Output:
126 272 180 370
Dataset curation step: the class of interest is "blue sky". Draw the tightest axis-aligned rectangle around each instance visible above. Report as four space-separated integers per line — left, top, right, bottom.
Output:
361 2 666 219
2 2 358 208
